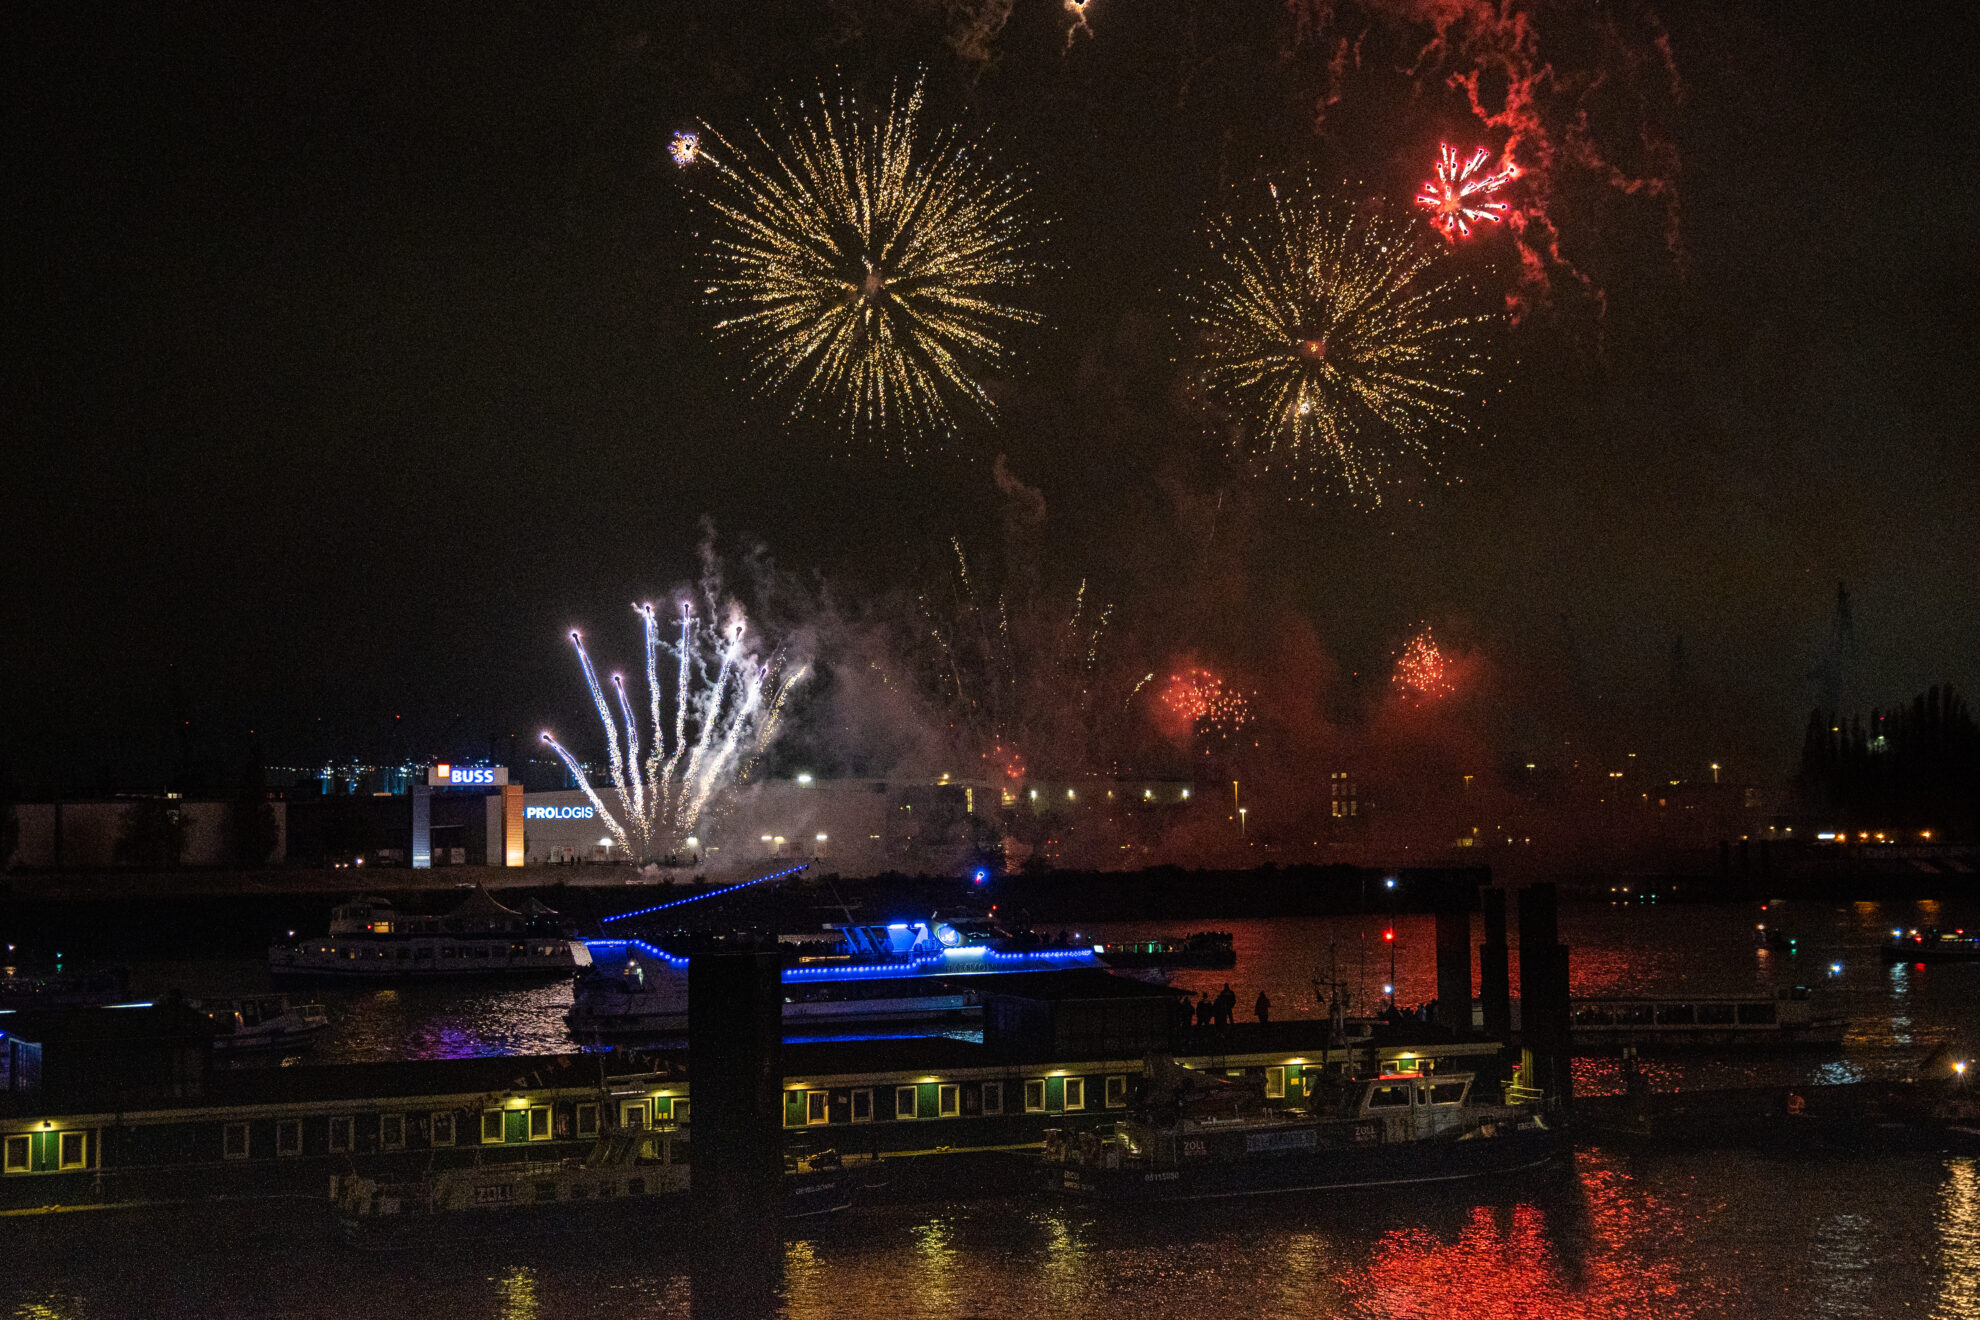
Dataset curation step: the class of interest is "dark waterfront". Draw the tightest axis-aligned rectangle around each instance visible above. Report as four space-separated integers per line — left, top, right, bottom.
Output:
7 1148 1978 1319
118 896 1980 1094
0 897 1957 1318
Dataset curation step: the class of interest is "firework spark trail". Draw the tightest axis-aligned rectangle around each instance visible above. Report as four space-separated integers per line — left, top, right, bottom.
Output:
916 536 1116 780
1186 179 1490 504
542 604 805 862
1064 0 1095 49
687 78 1045 453
1393 626 1455 700
1416 144 1520 240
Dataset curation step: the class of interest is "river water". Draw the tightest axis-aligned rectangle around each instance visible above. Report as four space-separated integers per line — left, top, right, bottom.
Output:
127 893 1980 1095
7 1147 1978 1318
13 896 1973 1318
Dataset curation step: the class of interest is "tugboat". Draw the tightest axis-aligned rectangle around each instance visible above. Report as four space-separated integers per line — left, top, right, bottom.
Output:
1045 1054 1560 1203
270 889 591 981
191 995 330 1053
1882 927 1980 963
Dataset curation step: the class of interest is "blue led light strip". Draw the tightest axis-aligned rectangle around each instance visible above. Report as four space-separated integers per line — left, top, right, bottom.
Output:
780 947 1098 982
585 937 688 968
582 938 1099 981
599 863 810 924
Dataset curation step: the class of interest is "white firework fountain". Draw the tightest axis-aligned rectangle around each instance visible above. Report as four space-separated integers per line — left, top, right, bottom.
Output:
541 601 805 864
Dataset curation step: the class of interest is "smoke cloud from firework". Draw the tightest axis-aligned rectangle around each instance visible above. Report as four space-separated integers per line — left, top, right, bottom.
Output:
1285 0 1683 317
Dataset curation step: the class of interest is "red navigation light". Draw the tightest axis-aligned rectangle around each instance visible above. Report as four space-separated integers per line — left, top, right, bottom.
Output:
1383 929 1395 942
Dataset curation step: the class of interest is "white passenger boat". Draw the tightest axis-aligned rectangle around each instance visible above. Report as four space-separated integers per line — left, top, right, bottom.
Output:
1568 986 1844 1051
269 889 591 981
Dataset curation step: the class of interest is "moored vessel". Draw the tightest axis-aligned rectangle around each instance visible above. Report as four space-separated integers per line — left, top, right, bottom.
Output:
568 918 1102 1039
332 1129 849 1246
269 889 590 981
191 995 330 1053
1882 927 1980 963
1045 1054 1560 1203
1568 986 1844 1052
1093 931 1237 970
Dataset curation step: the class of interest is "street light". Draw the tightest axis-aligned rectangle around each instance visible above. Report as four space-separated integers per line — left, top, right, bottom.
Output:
1238 807 1247 837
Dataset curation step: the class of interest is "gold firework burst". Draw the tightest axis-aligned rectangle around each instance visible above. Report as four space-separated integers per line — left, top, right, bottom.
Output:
692 79 1044 455
1186 180 1490 504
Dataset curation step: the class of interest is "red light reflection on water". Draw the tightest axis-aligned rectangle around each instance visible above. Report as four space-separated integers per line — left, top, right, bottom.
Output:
1342 1154 1730 1319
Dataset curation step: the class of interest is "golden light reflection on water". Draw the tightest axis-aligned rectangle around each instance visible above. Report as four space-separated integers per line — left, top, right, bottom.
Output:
1939 1157 1980 1320
494 1266 539 1320
910 1216 960 1313
1039 1210 1088 1307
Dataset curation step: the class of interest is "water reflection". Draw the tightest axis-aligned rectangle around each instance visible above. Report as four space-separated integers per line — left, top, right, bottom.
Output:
6 1151 1975 1318
1940 1158 1980 1320
494 1266 540 1320
1806 1212 1872 1318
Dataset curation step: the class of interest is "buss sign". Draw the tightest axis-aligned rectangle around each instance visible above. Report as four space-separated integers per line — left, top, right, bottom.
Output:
430 764 505 787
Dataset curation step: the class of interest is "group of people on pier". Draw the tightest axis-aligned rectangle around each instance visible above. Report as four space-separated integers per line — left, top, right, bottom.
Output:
1182 983 1271 1029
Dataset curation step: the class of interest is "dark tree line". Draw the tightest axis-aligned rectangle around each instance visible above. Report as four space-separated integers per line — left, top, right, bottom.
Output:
1799 685 1980 837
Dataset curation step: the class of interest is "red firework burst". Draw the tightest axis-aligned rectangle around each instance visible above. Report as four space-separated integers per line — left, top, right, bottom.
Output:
1415 144 1520 241
1162 668 1254 734
1393 629 1455 700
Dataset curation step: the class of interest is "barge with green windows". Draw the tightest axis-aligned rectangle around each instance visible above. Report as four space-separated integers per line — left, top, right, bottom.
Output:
4 973 1537 1222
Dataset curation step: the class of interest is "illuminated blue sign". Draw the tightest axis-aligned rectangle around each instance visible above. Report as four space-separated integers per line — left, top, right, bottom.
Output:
525 805 594 820
430 763 505 787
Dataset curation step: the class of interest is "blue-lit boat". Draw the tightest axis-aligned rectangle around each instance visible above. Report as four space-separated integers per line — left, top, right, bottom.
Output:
1046 1056 1561 1203
568 919 1101 1040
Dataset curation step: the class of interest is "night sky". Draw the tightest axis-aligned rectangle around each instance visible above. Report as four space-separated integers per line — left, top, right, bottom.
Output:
4 0 1975 795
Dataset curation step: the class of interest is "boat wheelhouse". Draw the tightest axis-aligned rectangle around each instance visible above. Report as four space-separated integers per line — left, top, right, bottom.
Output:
269 889 590 980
